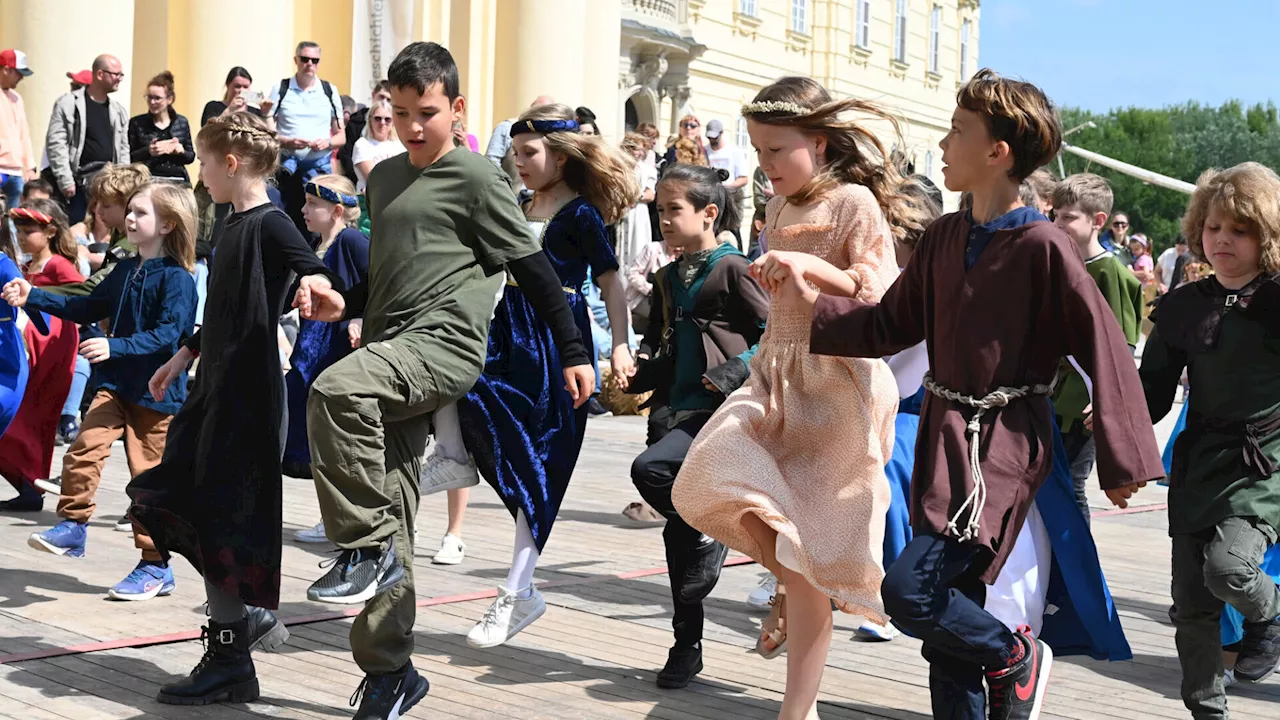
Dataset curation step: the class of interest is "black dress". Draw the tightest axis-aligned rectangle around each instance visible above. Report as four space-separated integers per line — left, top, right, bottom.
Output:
129 204 337 609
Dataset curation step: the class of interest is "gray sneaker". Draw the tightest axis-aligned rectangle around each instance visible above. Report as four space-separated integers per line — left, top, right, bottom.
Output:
420 454 479 495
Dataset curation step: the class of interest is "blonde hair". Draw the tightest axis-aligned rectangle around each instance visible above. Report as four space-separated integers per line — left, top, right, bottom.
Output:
309 173 362 227
744 76 928 245
197 112 280 179
363 97 397 142
1182 161 1280 273
673 137 707 166
135 183 196 271
1051 173 1113 218
619 132 648 157
14 198 78 266
516 104 639 224
90 163 152 207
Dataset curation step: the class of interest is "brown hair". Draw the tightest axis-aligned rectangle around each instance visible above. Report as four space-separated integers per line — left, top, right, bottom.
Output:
14 198 78 266
1051 173 1113 218
515 104 640 224
148 70 175 99
90 163 152 207
636 122 659 142
196 111 281 179
134 182 196 271
1181 162 1280 273
744 76 928 245
956 68 1062 182
620 132 648 157
309 173 362 228
1026 169 1057 205
673 137 707 166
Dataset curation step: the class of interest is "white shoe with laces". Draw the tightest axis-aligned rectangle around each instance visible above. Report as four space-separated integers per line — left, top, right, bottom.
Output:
294 521 328 544
746 573 778 610
466 586 546 648
432 533 466 565
115 516 133 533
33 477 61 495
420 454 480 495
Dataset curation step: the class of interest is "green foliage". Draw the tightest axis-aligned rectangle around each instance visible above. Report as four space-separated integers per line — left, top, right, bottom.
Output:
1056 101 1280 253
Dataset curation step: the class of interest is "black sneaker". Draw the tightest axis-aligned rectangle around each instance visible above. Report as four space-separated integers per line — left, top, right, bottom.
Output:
245 606 290 653
1235 616 1280 682
350 663 429 720
656 645 703 689
678 536 729 604
985 628 1053 720
307 537 405 604
586 396 609 416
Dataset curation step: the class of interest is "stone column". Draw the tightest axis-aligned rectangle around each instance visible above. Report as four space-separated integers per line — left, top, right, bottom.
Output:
187 0 296 129
581 0 622 142
492 0 587 128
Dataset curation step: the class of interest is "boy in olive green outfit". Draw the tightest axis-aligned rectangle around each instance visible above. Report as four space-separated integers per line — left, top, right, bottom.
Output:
294 42 593 720
1049 173 1142 523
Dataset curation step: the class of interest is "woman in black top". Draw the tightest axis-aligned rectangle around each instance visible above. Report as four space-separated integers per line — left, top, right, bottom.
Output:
127 71 195 186
201 67 263 126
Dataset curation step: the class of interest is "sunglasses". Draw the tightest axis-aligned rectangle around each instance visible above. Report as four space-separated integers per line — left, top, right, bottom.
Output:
298 56 321 65
1112 221 1128 228
681 122 700 129
371 116 393 123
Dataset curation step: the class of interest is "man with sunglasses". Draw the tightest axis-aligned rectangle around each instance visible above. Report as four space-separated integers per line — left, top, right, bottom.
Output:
44 54 129 224
262 41 345 237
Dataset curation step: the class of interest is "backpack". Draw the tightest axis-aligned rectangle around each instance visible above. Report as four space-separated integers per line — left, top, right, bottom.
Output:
274 78 338 124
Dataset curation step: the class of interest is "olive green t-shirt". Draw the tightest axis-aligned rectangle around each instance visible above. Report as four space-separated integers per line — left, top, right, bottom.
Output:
363 147 540 400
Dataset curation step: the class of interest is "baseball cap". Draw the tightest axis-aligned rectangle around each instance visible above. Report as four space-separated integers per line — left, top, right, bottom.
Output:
67 69 92 86
0 49 33 77
705 119 724 139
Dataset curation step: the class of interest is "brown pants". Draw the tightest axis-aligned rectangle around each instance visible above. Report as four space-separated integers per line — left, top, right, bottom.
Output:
58 389 171 561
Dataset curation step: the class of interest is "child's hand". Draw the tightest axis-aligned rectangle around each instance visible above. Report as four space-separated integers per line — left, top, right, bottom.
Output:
1 278 31 307
772 255 820 313
611 346 636 391
294 274 345 322
1105 481 1147 509
751 251 811 293
563 364 596 409
79 337 110 363
702 376 723 394
150 346 194 401
348 318 363 348
1082 403 1093 432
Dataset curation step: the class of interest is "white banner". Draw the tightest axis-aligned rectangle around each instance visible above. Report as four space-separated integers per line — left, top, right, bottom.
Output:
351 0 415 100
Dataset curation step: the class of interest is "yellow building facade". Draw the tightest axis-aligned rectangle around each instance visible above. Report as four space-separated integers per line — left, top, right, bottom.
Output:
1 0 978 196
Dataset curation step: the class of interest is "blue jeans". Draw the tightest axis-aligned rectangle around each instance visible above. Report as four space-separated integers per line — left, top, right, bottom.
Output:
280 152 331 240
279 152 332 180
0 173 23 210
882 532 1020 719
62 355 91 419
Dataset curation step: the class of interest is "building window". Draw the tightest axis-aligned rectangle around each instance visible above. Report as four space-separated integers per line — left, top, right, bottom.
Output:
960 19 972 80
855 0 871 49
791 0 808 34
925 151 934 177
736 117 750 148
894 0 909 63
929 5 942 74
739 0 757 17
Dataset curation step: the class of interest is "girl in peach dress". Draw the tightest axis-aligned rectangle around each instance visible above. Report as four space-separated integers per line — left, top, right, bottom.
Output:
671 77 928 720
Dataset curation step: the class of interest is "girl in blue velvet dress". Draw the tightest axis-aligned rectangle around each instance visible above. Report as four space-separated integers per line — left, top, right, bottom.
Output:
456 104 638 649
0 219 28 438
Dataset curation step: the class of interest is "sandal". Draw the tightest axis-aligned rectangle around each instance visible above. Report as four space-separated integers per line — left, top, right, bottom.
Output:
755 582 788 659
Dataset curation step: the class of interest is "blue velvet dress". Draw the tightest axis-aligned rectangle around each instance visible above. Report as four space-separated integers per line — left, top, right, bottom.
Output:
457 198 617 551
283 228 370 472
0 254 28 438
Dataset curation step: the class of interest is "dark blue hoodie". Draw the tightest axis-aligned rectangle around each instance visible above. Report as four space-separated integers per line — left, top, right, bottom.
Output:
26 255 196 415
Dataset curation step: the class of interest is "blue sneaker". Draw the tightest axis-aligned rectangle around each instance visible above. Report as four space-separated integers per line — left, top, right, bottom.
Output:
28 520 87 557
108 561 176 601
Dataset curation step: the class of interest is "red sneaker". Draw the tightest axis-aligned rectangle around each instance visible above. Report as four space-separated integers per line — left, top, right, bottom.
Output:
986 626 1053 720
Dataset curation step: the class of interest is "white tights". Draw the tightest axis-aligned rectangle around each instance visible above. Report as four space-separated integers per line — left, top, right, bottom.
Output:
505 512 540 596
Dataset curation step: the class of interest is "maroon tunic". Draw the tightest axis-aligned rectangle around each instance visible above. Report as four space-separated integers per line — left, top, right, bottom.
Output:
810 213 1164 582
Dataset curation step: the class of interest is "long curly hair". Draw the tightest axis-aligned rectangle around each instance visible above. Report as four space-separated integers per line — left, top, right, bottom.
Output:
517 104 639 224
744 76 928 245
1182 161 1280 273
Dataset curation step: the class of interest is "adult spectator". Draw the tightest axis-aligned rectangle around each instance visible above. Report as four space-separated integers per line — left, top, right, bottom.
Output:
635 122 660 166
261 41 345 236
0 49 37 209
67 70 91 92
751 166 774 252
1156 237 1188 294
576 106 598 136
338 80 390 180
662 114 707 169
45 54 129 224
200 67 262 125
1101 211 1134 264
452 117 479 152
350 97 403 193
127 71 194 186
485 94 555 168
705 119 748 207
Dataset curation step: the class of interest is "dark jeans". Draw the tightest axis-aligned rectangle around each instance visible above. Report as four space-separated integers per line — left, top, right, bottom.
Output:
1171 518 1280 720
882 532 1019 720
1059 423 1097 526
631 409 710 649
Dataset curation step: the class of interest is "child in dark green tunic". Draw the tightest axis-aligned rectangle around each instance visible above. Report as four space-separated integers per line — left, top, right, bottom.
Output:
1139 161 1280 720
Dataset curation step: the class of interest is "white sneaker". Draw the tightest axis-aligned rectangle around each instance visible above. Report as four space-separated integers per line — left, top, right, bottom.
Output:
294 521 329 543
854 620 899 641
466 586 546 648
114 516 133 532
432 534 466 565
420 454 480 495
1224 668 1237 688
33 477 61 495
746 573 777 610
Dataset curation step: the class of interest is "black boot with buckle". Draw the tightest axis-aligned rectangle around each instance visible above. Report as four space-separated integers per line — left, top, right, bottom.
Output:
157 618 259 705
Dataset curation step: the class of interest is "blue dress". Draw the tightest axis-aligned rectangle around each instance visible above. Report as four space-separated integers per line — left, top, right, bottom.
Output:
457 198 617 551
0 254 28 437
282 228 370 472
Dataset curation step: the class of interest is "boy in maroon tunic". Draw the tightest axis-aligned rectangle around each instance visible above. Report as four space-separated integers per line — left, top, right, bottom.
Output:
755 69 1165 719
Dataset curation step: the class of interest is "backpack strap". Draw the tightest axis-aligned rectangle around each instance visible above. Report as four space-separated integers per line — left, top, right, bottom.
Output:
274 79 290 118
321 81 337 124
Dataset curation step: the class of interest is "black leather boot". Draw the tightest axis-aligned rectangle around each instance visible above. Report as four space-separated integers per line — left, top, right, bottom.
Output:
245 606 290 653
157 619 259 705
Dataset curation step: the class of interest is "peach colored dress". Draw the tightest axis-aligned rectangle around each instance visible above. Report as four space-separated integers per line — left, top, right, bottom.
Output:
671 183 899 619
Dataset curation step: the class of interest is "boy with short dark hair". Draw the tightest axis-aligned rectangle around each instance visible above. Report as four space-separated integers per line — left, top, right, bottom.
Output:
295 42 592 720
1050 173 1142 523
764 68 1164 719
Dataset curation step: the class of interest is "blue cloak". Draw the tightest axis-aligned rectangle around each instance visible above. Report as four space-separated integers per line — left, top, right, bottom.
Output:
0 254 28 437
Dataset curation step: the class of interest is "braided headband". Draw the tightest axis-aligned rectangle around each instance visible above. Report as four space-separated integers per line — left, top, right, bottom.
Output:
305 182 359 207
510 119 580 138
8 207 53 225
740 100 811 117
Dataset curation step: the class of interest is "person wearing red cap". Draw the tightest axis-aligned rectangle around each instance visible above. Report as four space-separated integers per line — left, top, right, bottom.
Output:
67 70 92 91
0 49 36 210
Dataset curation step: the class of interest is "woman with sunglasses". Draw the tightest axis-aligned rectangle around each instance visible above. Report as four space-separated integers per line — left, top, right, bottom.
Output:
350 98 404 194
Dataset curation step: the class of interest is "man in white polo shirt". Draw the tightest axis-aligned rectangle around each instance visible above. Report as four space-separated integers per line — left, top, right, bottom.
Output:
261 41 345 234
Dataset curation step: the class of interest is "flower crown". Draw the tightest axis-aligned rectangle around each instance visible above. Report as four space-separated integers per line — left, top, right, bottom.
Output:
740 100 811 117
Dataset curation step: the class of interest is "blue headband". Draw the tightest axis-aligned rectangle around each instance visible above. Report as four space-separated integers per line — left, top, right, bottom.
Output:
305 182 359 207
509 119 580 138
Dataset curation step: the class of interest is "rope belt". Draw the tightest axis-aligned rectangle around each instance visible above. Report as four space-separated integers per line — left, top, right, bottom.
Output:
922 372 1053 542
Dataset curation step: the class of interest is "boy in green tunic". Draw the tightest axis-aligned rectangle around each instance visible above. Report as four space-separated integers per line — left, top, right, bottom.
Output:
1139 161 1280 719
1049 173 1143 523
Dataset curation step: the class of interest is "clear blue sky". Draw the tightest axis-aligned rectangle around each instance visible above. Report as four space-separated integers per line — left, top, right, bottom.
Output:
978 0 1280 112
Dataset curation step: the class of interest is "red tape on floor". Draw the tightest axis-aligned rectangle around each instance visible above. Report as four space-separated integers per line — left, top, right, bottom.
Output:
1091 502 1167 518
0 556 757 665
